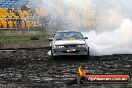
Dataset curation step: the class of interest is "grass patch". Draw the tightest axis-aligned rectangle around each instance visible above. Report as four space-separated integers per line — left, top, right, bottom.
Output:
0 35 50 42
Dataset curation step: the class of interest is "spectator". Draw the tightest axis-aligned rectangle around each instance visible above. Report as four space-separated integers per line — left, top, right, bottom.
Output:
24 15 27 27
13 8 19 16
11 16 16 28
8 8 12 13
5 16 9 28
16 16 22 29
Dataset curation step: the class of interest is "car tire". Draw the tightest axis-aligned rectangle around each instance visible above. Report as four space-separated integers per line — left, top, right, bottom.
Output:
86 47 90 58
51 49 57 59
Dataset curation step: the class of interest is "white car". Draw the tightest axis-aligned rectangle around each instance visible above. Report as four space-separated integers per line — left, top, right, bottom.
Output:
49 31 89 57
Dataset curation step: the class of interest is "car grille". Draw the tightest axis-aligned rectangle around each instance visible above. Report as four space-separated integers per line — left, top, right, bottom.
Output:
64 45 77 48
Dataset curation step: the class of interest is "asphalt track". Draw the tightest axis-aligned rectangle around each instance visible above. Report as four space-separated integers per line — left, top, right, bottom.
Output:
0 47 131 88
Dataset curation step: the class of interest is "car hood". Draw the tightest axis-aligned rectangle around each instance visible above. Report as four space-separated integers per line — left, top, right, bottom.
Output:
54 40 86 45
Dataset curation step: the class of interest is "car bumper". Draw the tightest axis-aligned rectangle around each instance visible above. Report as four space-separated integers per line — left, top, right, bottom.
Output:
52 47 89 56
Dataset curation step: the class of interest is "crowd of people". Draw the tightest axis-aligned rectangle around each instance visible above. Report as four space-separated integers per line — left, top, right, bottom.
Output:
0 7 33 30
0 6 50 30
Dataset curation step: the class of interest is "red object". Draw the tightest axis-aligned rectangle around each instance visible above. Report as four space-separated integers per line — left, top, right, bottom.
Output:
85 75 130 83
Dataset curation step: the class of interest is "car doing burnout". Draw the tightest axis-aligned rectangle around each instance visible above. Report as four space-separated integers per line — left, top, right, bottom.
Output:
49 31 89 57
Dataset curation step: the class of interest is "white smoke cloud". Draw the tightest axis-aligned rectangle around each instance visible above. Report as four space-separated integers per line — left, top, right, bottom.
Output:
64 0 96 9
39 0 132 56
83 18 132 56
40 0 132 30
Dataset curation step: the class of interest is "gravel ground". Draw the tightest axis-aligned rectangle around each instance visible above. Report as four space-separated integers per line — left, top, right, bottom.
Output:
0 48 131 88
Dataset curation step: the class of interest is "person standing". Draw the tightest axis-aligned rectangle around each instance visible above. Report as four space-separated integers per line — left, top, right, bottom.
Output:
5 16 9 28
16 16 22 30
24 15 27 27
11 16 16 28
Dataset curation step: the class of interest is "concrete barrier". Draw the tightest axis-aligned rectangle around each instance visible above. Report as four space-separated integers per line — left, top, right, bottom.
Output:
0 41 49 49
0 30 52 36
0 30 53 49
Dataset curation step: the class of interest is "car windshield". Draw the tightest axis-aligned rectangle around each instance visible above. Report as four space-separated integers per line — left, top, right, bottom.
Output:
54 32 83 40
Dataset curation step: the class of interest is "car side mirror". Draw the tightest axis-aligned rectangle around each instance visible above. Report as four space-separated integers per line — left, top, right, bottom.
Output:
84 37 88 39
49 38 53 41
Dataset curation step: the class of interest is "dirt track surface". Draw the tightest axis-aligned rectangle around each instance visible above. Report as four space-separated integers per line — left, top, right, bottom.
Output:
0 48 132 88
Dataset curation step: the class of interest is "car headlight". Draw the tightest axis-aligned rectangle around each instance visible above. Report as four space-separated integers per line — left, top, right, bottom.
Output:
77 44 87 47
54 45 64 48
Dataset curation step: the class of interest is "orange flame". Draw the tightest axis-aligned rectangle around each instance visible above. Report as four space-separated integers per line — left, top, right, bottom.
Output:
78 66 86 76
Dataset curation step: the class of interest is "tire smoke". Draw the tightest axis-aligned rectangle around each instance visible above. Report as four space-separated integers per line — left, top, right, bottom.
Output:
39 0 132 56
83 18 132 56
